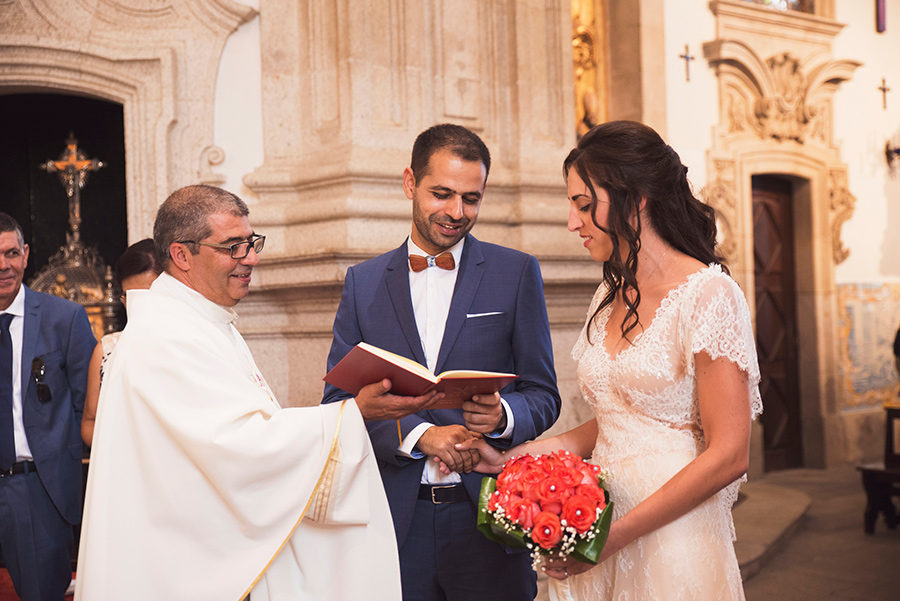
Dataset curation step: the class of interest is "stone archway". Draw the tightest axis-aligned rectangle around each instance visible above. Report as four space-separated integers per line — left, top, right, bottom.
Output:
0 0 255 239
702 4 859 469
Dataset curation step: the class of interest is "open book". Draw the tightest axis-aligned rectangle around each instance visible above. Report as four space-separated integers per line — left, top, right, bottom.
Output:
324 342 517 410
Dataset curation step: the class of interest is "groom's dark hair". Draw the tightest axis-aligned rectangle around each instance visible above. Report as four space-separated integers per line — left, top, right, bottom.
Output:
409 123 491 186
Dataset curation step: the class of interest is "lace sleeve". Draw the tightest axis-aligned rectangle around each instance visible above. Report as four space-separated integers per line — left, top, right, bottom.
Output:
684 270 763 421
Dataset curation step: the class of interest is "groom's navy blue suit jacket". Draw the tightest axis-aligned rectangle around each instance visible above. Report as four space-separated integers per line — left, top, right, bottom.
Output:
323 235 560 546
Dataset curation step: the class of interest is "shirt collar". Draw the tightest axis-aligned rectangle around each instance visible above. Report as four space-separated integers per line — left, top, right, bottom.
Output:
406 237 465 271
151 272 239 325
2 284 25 317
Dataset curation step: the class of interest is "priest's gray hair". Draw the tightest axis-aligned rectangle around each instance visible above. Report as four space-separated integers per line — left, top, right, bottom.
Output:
153 184 249 270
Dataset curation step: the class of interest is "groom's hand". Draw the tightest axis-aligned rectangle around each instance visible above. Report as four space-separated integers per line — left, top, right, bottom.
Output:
462 392 505 434
417 425 481 473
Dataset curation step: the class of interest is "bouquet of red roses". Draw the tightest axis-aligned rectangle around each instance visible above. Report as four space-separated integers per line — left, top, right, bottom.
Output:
477 450 613 566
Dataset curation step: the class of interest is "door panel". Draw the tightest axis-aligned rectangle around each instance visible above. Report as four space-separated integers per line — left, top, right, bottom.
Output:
752 175 803 470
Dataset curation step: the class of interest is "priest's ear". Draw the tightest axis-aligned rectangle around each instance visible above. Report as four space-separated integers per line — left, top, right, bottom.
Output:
167 241 194 272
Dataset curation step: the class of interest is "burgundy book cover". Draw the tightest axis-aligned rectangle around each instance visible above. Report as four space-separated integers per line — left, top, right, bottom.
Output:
324 343 517 409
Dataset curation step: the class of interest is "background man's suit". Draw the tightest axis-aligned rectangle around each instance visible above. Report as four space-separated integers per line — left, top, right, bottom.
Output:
323 234 560 599
0 286 94 599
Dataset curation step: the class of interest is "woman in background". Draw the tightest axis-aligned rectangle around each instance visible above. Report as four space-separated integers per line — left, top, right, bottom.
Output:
459 121 762 600
81 238 161 446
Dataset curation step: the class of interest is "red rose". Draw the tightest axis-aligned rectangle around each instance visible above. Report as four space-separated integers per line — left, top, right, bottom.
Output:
562 494 598 533
540 500 563 515
520 468 546 503
531 511 563 549
535 476 571 507
488 489 510 512
558 465 585 488
578 462 602 486
498 455 535 495
507 496 541 530
576 483 606 510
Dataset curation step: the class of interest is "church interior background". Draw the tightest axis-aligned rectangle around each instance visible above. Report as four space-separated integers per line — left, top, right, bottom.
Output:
1 0 899 479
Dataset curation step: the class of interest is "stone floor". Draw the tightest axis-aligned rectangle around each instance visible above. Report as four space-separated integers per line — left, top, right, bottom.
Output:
741 466 899 601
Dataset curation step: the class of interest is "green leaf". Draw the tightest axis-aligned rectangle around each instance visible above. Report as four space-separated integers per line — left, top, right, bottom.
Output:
476 476 528 549
570 500 614 565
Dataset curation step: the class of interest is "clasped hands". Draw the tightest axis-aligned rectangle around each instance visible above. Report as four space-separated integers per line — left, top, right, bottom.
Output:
353 382 505 473
418 391 506 474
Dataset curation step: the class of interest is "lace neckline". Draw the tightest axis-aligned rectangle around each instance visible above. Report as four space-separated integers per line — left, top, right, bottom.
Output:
599 264 719 361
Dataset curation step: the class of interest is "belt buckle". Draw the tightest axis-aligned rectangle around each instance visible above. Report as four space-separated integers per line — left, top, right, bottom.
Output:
430 485 455 504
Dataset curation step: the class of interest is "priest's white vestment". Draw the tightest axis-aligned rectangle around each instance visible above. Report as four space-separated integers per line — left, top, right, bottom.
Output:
75 273 401 601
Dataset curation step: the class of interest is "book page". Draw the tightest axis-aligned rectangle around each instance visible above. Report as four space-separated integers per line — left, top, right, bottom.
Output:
358 342 437 383
436 369 517 380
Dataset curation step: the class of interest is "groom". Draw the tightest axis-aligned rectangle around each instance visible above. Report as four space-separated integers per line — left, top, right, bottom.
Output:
323 123 561 600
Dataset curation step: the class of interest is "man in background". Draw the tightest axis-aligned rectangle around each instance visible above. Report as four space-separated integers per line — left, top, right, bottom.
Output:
893 324 900 380
323 124 561 600
0 212 95 601
76 185 437 601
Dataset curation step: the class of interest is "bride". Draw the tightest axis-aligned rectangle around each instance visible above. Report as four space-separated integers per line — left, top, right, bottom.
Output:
457 121 762 600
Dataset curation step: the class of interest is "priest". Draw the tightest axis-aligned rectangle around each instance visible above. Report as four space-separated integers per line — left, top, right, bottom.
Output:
75 184 439 601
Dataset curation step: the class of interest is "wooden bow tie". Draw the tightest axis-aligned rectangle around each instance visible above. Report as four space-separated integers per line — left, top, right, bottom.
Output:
409 252 455 272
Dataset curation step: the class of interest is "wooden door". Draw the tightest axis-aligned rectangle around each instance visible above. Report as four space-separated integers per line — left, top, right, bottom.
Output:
752 175 803 470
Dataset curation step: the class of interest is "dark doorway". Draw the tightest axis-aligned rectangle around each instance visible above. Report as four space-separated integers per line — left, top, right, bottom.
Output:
0 93 127 283
752 174 804 470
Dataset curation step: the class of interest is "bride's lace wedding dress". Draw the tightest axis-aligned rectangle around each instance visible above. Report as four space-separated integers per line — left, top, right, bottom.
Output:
552 265 763 601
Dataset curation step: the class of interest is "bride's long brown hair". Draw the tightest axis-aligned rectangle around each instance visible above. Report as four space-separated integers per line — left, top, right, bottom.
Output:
563 120 727 343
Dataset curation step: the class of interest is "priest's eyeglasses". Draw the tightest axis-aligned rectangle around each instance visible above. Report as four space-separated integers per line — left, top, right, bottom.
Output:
179 234 266 259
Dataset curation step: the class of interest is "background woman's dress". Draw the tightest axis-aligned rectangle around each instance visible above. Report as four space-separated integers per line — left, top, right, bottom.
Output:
554 265 762 601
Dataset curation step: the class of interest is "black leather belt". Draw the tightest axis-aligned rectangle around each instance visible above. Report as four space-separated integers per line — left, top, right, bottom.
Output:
0 461 37 478
418 484 468 504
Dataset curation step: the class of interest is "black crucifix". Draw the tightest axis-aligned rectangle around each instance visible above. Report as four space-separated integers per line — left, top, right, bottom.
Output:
879 78 891 109
679 44 694 82
40 133 105 245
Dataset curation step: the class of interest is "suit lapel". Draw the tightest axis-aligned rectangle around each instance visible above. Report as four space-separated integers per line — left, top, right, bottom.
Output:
435 236 484 374
384 244 428 366
21 287 40 400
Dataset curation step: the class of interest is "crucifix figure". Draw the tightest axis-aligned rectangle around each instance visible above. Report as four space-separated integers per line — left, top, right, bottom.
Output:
879 78 891 110
679 44 694 82
40 132 105 246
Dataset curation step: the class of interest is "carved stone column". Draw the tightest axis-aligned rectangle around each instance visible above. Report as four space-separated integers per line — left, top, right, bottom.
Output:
242 0 581 406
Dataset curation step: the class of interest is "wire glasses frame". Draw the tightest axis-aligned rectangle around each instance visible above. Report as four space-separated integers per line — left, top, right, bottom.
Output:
178 234 265 259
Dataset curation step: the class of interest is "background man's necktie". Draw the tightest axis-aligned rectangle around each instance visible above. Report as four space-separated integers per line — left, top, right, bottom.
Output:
409 252 455 273
0 313 16 470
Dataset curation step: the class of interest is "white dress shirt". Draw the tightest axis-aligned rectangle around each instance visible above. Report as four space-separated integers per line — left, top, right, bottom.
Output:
2 285 33 462
397 237 513 484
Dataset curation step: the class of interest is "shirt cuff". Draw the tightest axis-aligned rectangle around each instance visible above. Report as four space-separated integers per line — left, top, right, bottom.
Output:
484 397 514 440
396 422 435 458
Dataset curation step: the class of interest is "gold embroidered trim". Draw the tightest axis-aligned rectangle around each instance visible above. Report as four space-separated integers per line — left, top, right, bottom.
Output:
238 399 348 600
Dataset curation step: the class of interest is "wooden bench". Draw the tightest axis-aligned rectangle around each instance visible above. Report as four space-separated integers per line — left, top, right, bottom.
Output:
856 462 900 534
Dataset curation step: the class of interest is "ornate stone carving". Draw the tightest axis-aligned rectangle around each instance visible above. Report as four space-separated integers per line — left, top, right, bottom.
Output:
705 40 859 146
827 169 855 264
0 0 255 237
700 159 739 261
197 145 226 185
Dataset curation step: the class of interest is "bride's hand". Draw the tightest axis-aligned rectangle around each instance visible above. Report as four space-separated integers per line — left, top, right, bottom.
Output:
542 556 595 580
454 437 507 474
543 523 623 579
